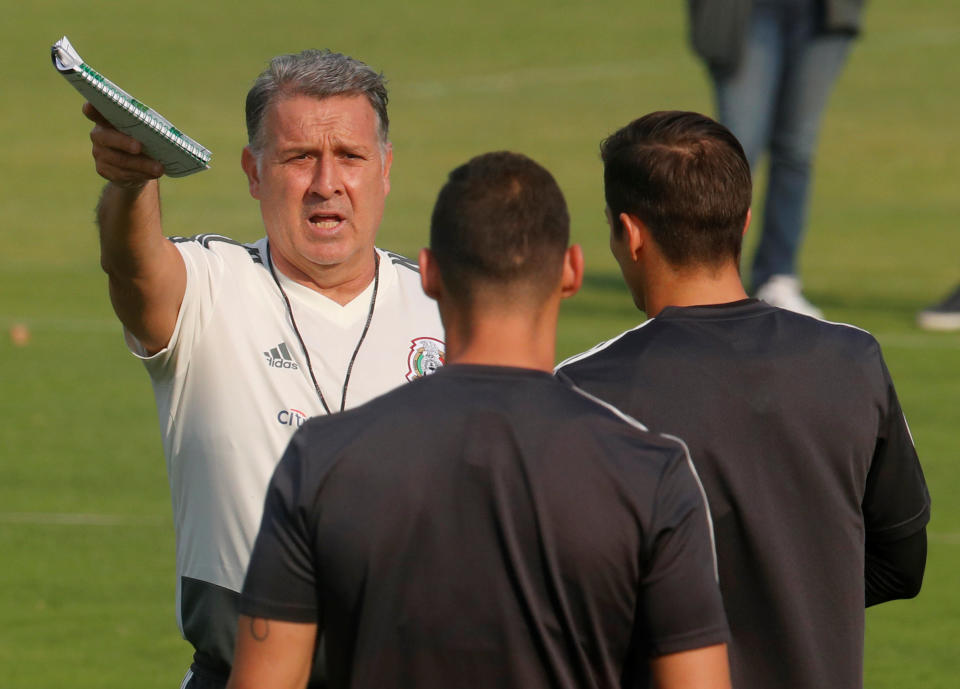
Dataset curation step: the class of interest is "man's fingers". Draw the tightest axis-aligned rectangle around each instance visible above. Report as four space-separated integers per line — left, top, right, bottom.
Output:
90 120 143 155
94 162 163 188
82 101 111 127
91 142 164 185
85 101 144 155
83 101 163 184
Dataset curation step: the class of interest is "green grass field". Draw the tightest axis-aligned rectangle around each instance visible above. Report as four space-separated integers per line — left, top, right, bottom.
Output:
1 2 957 687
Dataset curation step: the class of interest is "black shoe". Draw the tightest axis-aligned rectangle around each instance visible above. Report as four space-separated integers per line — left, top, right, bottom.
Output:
917 284 960 331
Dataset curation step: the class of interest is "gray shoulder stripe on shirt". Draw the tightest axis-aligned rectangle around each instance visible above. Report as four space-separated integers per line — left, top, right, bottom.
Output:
554 318 655 371
567 384 650 432
658 432 721 582
568 384 720 582
385 251 420 273
167 235 263 264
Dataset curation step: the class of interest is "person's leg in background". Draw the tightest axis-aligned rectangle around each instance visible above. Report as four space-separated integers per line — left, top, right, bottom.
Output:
712 4 782 177
713 1 852 317
750 3 852 317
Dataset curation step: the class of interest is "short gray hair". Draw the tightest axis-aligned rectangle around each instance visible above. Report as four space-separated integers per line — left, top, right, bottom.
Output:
245 49 389 153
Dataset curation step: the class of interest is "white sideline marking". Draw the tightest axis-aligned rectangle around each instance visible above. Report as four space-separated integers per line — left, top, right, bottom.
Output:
0 315 119 333
871 27 959 50
4 313 958 350
875 333 960 350
929 533 960 546
0 512 166 526
396 30 958 97
398 60 664 98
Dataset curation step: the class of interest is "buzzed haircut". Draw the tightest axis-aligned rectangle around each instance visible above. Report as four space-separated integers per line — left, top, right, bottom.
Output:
430 151 570 303
246 49 389 153
601 110 751 267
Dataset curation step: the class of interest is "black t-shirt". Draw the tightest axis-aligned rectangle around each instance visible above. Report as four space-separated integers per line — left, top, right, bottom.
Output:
240 364 728 689
556 300 931 689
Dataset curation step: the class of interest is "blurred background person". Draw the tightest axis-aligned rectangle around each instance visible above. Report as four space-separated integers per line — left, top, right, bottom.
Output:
687 0 865 317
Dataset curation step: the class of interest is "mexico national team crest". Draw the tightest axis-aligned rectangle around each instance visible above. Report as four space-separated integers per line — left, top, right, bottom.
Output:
406 337 445 381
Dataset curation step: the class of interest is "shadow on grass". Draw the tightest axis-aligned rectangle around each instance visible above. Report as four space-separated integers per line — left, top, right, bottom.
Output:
581 272 630 294
811 290 924 326
562 271 637 320
570 273 940 331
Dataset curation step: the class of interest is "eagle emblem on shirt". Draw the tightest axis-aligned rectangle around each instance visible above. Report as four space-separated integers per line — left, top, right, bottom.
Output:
406 337 445 381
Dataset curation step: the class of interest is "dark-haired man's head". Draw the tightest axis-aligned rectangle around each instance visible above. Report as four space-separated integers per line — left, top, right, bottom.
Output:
427 151 572 312
601 111 751 270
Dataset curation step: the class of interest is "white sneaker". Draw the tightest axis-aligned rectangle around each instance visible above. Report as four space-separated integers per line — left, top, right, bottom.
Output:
755 275 823 319
917 284 960 331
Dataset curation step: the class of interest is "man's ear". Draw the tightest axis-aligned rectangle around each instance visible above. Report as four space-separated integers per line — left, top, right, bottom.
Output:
381 142 393 197
418 248 442 301
619 212 648 262
241 146 261 199
742 207 752 237
561 244 584 299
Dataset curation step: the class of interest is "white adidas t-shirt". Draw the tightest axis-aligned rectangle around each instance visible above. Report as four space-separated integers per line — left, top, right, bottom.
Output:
127 234 444 633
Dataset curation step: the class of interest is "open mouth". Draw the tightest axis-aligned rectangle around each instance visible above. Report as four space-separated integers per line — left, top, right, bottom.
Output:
308 212 344 230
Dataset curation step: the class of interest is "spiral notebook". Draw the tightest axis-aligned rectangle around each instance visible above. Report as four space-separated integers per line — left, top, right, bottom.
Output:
52 35 212 178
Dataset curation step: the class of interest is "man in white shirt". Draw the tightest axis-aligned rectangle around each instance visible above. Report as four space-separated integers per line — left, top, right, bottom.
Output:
83 49 444 689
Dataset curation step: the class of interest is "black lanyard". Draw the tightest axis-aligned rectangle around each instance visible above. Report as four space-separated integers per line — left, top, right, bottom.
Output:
266 242 380 414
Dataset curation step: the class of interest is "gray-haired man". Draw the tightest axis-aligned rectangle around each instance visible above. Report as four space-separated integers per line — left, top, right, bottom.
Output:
83 49 444 688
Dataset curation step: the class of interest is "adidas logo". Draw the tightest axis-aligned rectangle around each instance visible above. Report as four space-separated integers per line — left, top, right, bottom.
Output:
264 342 300 370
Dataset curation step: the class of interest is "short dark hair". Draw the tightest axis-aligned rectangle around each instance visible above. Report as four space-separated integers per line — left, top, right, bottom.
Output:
246 49 389 153
601 110 751 267
430 151 570 304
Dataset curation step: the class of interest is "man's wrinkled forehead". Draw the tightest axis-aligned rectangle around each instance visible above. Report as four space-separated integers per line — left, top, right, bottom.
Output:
260 90 389 151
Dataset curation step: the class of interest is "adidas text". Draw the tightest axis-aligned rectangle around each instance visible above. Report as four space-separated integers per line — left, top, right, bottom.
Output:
264 342 299 370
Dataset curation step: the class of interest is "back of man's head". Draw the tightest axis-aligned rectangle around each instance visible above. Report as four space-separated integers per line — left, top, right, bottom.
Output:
601 111 751 268
245 49 389 153
430 151 570 308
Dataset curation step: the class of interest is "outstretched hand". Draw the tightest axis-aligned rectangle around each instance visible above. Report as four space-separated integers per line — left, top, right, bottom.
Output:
83 102 165 187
